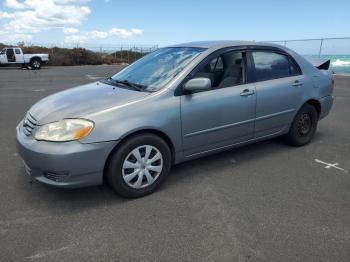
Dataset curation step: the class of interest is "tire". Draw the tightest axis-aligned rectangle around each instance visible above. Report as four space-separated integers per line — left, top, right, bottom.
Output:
106 133 172 198
285 104 318 146
30 58 41 70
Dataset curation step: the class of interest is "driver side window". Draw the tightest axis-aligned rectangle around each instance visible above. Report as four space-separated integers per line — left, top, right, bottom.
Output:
6 48 13 55
192 51 245 90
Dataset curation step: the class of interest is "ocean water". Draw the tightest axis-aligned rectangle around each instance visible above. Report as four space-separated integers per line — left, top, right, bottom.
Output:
306 55 350 75
321 55 350 75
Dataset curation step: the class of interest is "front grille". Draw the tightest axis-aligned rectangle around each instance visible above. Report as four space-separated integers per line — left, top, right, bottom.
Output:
22 112 37 136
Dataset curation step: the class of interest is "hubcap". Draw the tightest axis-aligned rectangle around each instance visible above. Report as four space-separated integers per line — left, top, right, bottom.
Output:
297 113 312 137
33 61 40 68
122 145 163 189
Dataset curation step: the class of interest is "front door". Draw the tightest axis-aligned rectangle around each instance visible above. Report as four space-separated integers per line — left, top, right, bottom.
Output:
6 48 16 63
181 50 256 156
0 49 6 63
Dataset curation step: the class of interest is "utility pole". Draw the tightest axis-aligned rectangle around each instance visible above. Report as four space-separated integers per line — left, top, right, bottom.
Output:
318 39 324 57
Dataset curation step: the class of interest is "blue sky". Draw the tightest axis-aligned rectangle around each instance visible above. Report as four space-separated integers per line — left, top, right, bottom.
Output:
0 0 349 47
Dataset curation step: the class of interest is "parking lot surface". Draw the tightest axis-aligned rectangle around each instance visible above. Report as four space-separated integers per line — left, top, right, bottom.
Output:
0 66 349 261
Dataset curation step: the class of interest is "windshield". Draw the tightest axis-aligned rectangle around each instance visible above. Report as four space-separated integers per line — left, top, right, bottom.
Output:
111 47 205 92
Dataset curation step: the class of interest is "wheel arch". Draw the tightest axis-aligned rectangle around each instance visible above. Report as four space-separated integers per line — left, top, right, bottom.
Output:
305 99 321 118
102 128 176 181
30 56 42 63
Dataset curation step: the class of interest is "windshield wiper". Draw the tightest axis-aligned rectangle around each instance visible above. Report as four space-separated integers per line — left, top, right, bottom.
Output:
108 78 148 91
102 77 150 92
120 80 148 91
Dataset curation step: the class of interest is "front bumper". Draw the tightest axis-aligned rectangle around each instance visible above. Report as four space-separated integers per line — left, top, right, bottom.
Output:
16 122 118 188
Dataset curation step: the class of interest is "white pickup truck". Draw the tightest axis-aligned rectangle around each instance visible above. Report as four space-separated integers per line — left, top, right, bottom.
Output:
0 47 49 69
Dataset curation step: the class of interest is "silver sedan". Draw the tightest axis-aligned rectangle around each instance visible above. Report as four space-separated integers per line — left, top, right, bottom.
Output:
16 41 334 197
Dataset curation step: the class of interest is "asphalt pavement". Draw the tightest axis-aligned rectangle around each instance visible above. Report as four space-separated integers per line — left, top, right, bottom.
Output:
0 65 349 261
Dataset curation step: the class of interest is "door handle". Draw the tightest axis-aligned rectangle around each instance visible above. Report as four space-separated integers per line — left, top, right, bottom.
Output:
240 89 255 96
292 80 303 87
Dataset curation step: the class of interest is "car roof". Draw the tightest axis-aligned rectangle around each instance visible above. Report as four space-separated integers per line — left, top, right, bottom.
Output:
167 40 283 50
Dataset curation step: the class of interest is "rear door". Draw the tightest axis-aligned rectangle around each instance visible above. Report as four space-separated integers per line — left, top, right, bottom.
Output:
14 48 24 63
250 50 304 138
180 49 256 156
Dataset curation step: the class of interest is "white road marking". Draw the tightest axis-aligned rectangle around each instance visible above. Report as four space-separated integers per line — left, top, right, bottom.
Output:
315 159 347 173
85 74 104 80
32 89 45 92
26 244 76 260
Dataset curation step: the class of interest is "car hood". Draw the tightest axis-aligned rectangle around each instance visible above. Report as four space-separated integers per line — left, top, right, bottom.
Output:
29 81 150 124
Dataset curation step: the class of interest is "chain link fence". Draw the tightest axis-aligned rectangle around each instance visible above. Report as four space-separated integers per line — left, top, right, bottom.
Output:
266 37 350 56
265 37 350 74
2 38 349 73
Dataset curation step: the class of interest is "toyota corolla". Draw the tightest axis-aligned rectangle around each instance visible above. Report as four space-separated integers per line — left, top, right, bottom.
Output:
16 41 333 198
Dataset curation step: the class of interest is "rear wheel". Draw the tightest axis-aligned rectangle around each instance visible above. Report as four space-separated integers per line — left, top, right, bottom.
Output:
30 58 41 70
285 104 318 146
106 133 172 198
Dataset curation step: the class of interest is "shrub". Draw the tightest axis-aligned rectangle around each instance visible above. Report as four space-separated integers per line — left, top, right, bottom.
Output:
0 43 149 66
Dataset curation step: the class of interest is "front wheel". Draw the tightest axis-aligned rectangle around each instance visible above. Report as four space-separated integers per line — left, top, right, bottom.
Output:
285 104 318 146
106 133 172 198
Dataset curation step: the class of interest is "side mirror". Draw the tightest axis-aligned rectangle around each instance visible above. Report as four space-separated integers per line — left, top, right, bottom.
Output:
184 78 212 92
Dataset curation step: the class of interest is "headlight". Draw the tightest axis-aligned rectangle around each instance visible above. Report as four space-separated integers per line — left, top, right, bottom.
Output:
34 119 94 142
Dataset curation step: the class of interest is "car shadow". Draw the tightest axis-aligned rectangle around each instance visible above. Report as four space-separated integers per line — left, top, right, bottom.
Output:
162 131 327 189
164 138 287 188
19 132 327 212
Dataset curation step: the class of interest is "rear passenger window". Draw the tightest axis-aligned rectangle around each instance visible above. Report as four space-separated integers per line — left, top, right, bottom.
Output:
6 48 14 55
15 49 21 54
252 51 299 81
